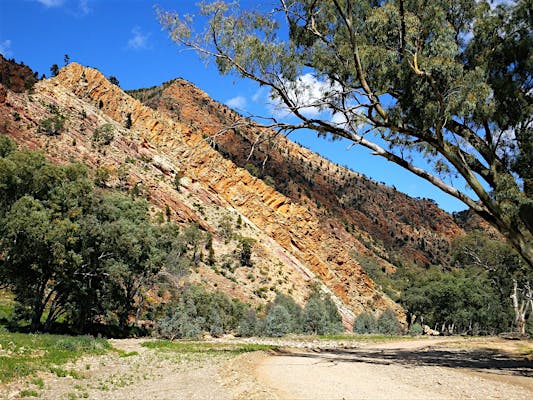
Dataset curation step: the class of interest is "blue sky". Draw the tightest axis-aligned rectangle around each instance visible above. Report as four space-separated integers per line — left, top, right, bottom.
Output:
0 0 468 213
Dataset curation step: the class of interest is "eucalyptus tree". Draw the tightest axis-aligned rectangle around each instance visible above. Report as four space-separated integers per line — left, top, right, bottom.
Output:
159 0 533 267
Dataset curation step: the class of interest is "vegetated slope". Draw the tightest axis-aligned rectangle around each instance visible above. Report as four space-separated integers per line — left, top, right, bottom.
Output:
0 56 38 94
0 57 401 328
129 79 464 271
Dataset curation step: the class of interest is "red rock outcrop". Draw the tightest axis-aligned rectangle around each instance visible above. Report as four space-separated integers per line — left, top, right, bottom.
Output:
1 62 419 328
53 63 404 324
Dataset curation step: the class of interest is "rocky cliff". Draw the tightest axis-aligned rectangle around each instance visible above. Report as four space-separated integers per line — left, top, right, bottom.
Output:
130 78 465 270
0 60 415 329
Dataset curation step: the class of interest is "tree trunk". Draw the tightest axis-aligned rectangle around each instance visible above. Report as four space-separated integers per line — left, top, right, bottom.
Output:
510 278 530 335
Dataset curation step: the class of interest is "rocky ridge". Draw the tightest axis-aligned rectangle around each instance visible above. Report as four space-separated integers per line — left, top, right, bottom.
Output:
0 61 405 328
131 78 464 270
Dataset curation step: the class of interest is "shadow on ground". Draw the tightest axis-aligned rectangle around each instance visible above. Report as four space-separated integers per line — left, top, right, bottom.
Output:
276 347 533 377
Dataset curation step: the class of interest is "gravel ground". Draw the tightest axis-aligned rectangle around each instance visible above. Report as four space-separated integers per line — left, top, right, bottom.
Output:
1 336 531 400
251 337 533 400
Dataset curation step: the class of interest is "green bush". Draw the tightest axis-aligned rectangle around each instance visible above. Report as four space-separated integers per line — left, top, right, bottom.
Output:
302 289 343 335
155 285 249 339
264 304 292 337
376 309 403 335
40 113 66 136
353 312 376 334
237 309 259 337
92 123 114 146
271 293 303 333
237 237 255 267
409 323 424 336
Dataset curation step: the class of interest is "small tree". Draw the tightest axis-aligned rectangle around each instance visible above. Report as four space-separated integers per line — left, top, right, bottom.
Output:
353 312 376 334
173 171 184 191
302 288 343 335
125 112 132 129
108 76 120 87
264 304 292 337
238 309 259 337
376 308 403 335
92 123 115 146
272 293 303 333
238 237 255 267
40 113 66 136
49 64 59 77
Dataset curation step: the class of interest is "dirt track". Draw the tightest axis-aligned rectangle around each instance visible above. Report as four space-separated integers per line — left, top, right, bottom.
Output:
249 337 533 400
1 337 532 399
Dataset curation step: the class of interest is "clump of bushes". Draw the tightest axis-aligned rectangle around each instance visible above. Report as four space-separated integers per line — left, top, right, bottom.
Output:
40 113 66 136
353 308 403 335
92 123 114 146
156 286 344 339
156 285 248 340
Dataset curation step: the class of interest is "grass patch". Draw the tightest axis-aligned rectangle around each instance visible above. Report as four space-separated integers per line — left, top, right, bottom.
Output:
31 376 44 388
141 340 277 355
0 289 15 321
19 389 40 398
517 343 533 360
116 350 139 358
0 332 110 383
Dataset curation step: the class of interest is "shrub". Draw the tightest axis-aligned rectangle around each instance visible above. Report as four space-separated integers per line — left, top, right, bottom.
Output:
302 289 343 335
376 308 403 335
271 293 303 333
173 172 184 191
92 123 114 146
238 309 258 337
40 113 66 136
156 302 204 340
238 237 255 267
264 304 292 337
409 323 424 336
109 76 120 87
125 113 132 129
155 285 250 339
353 312 376 334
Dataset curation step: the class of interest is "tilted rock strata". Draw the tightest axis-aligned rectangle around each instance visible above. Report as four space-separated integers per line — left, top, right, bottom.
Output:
53 63 401 325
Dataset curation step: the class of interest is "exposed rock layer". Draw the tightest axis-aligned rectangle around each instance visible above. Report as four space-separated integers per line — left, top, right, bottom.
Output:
1 61 470 328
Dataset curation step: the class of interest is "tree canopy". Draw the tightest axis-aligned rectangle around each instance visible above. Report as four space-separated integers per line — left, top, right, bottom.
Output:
0 138 189 334
159 0 532 267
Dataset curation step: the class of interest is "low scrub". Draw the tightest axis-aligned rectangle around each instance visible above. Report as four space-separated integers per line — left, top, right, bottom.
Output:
156 285 343 339
353 309 403 335
0 332 110 383
142 340 276 355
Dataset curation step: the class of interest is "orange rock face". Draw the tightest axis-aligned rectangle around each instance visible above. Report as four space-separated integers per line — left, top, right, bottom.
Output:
7 62 477 328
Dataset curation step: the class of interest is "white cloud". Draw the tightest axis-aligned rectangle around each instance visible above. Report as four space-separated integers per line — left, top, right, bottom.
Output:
35 0 64 7
252 87 268 103
0 40 12 57
272 73 341 118
127 27 150 50
331 112 348 127
77 0 91 15
225 95 247 109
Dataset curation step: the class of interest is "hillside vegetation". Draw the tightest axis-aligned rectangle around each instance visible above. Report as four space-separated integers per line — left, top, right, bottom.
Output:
0 55 530 337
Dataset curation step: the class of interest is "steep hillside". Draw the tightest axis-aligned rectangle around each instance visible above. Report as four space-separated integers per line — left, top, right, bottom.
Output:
0 56 38 94
0 59 404 329
129 79 464 269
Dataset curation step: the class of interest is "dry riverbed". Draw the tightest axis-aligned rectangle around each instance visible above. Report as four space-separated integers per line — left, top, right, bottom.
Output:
1 336 532 399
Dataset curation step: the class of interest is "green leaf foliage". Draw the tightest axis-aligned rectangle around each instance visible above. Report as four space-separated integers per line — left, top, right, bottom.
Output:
353 312 377 334
156 284 249 339
0 140 191 334
302 288 343 335
160 0 533 267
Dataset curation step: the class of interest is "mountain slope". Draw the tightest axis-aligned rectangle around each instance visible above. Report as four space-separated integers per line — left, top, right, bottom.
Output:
1 59 407 328
130 79 464 270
